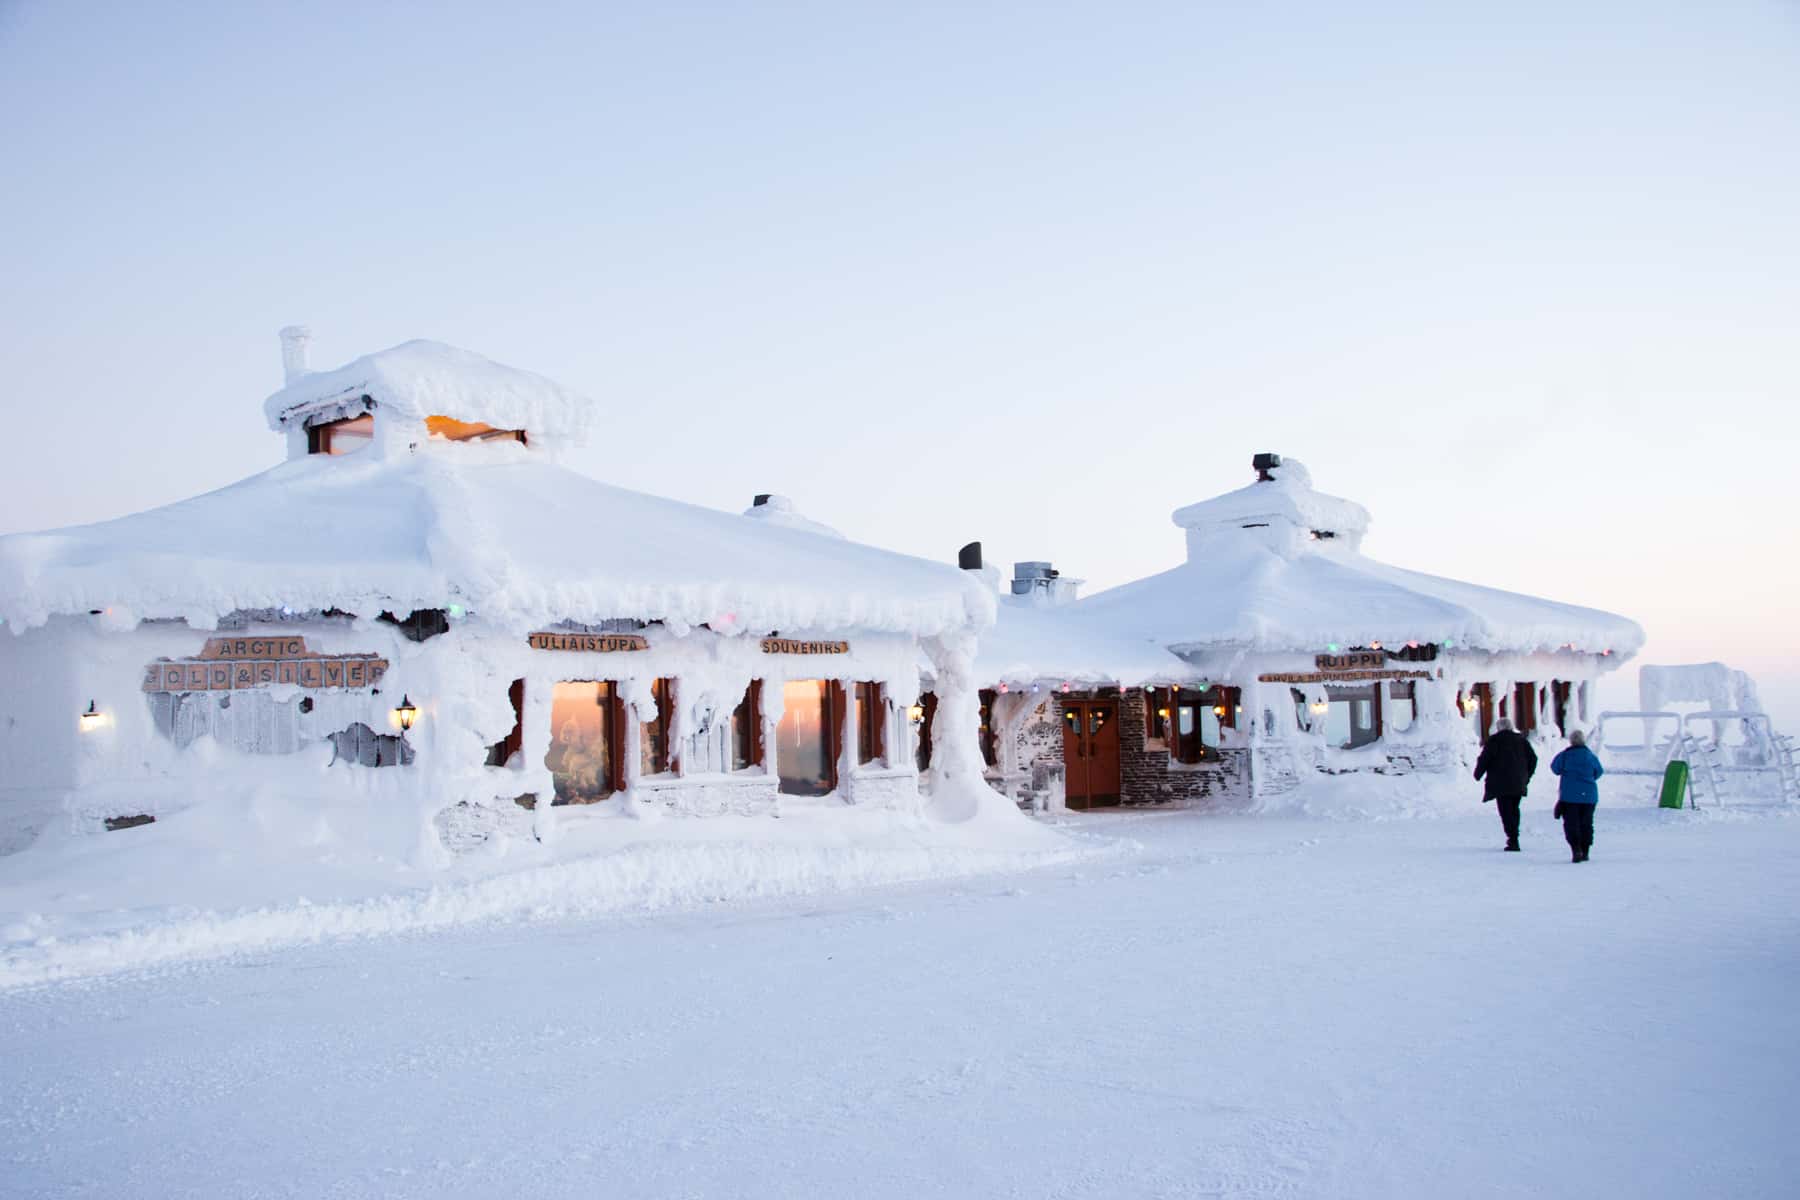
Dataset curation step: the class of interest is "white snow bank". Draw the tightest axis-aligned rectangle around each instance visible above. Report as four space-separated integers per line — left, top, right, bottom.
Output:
263 339 595 451
0 803 1097 989
0 446 995 638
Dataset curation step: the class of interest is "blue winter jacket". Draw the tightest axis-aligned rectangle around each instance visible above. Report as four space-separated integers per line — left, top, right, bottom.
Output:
1550 745 1604 805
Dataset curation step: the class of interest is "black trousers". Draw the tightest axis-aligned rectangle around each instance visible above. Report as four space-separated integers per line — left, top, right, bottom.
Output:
1561 804 1595 854
1493 795 1522 841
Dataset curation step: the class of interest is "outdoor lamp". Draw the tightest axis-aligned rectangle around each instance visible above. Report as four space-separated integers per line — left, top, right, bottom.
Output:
79 700 102 732
1212 704 1227 718
394 695 419 731
907 703 925 725
1310 700 1329 715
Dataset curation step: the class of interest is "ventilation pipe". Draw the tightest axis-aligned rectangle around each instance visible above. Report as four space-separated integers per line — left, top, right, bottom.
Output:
280 325 312 384
958 542 983 571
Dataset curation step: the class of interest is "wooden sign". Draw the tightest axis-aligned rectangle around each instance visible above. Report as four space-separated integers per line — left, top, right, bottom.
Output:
201 636 308 660
1260 669 1433 685
527 631 649 653
142 635 387 693
761 638 850 655
1314 651 1387 673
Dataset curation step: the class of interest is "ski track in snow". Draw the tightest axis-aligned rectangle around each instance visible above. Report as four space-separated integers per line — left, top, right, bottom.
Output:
2 806 1798 1198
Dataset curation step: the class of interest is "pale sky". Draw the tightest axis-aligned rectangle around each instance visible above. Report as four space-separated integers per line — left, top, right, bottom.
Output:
3 1 1797 724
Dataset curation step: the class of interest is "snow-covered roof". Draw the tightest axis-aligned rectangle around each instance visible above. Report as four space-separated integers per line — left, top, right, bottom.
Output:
263 340 594 451
972 597 1198 689
1172 459 1370 549
0 441 993 639
1081 458 1644 659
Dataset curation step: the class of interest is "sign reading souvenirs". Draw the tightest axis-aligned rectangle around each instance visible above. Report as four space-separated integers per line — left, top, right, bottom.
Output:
527 631 649 653
1260 669 1434 685
1314 651 1388 673
142 637 387 693
761 638 850 655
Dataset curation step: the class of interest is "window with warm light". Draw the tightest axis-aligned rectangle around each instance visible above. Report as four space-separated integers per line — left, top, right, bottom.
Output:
425 415 526 444
776 679 835 796
640 678 676 776
1144 688 1169 742
545 680 620 804
307 413 373 455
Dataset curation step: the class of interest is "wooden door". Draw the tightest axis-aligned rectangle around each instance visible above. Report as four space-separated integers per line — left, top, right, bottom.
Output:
1062 699 1122 809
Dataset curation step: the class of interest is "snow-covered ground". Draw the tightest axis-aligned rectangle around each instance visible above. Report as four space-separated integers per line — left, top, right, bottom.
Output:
3 794 1796 1199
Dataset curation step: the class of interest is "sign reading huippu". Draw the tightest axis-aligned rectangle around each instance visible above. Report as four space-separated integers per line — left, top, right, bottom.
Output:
142 636 387 693
761 638 850 655
1314 651 1387 673
527 631 649 653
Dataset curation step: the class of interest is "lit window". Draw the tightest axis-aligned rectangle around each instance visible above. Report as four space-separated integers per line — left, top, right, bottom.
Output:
1144 688 1168 741
776 680 835 796
425 415 526 444
546 680 619 804
307 414 373 455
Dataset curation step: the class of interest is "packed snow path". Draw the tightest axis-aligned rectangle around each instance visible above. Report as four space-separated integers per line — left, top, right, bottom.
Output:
4 808 1796 1198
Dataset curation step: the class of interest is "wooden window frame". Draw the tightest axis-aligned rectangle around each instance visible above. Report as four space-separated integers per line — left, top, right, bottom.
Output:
729 680 765 772
547 679 626 804
916 691 937 771
306 413 375 455
854 680 886 767
1144 687 1169 743
977 688 999 768
641 677 678 777
1513 681 1539 737
778 679 840 797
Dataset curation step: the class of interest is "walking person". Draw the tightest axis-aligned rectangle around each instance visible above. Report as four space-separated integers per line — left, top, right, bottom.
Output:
1551 729 1605 863
1474 717 1537 852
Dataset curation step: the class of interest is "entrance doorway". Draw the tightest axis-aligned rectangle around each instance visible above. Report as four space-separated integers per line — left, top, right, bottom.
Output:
1062 698 1121 809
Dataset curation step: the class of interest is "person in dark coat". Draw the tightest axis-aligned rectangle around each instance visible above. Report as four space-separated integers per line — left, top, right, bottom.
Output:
1473 718 1537 851
1550 729 1605 863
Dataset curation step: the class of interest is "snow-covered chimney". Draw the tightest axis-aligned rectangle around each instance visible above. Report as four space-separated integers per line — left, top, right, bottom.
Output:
1011 561 1084 606
279 325 312 384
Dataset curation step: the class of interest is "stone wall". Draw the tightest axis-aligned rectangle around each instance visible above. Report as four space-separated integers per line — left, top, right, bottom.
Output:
995 689 1254 808
1111 688 1251 807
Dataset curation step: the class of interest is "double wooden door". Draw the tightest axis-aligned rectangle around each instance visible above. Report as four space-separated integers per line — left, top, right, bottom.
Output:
1063 699 1121 809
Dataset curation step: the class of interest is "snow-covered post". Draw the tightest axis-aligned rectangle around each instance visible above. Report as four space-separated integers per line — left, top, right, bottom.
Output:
922 630 1010 822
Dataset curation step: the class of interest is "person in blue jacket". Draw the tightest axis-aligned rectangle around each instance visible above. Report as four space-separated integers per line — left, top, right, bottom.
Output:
1550 729 1605 863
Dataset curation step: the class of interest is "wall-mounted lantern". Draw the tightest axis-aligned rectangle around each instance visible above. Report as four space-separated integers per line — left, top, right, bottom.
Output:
907 703 926 725
394 695 419 731
79 700 103 732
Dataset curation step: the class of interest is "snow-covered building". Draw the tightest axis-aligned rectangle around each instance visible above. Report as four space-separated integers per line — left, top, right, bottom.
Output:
963 454 1645 808
0 331 1002 855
